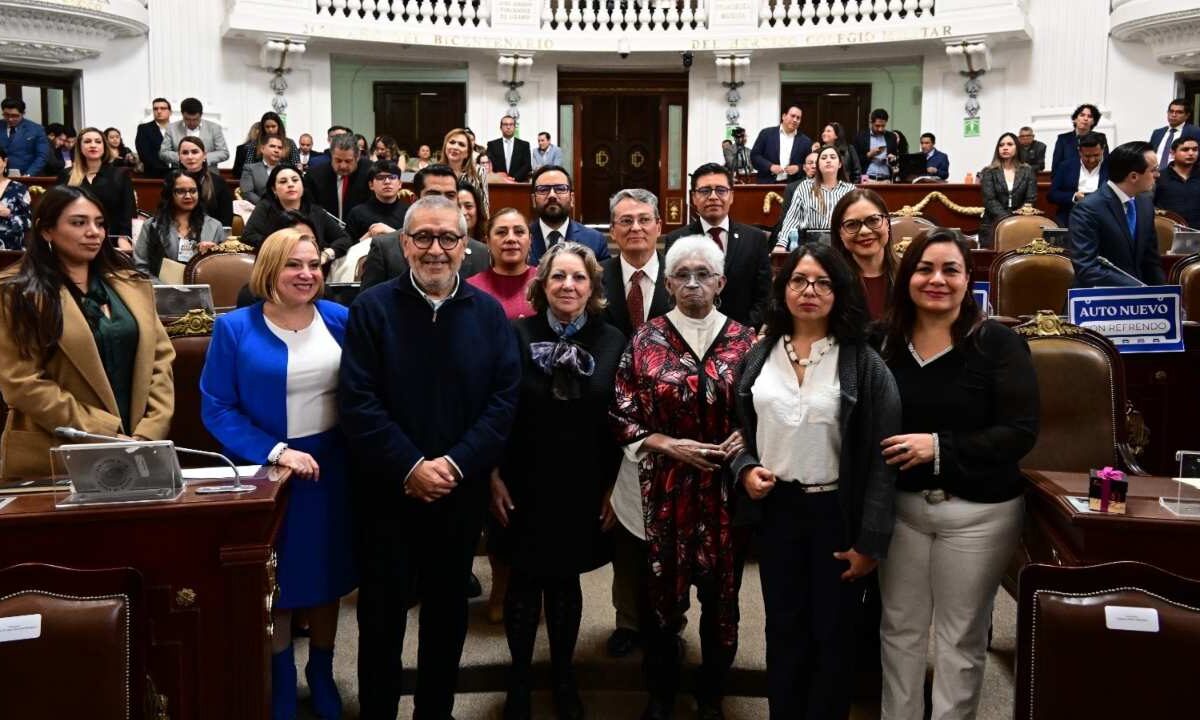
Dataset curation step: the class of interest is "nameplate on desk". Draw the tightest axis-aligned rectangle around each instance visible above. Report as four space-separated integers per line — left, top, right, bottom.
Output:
1104 606 1159 633
972 281 991 317
0 613 41 643
1067 286 1184 353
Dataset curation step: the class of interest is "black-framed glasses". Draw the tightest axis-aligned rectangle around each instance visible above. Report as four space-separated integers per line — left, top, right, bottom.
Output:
173 188 199 196
839 213 887 234
787 276 834 295
533 184 570 196
407 231 463 250
692 186 731 198
373 173 400 183
670 270 719 285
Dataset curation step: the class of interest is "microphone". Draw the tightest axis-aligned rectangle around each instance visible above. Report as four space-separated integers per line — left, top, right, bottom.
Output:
53 427 257 494
1096 257 1148 287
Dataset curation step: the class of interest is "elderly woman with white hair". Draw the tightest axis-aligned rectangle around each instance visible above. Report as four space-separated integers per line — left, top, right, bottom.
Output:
610 234 756 720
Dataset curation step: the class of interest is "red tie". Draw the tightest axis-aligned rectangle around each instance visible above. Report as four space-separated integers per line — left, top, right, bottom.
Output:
627 269 646 331
339 175 349 217
708 226 724 251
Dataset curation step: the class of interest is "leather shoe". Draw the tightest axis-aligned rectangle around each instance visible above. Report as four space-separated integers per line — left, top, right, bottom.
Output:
553 680 585 720
640 696 673 720
695 697 725 720
606 627 639 658
467 572 483 599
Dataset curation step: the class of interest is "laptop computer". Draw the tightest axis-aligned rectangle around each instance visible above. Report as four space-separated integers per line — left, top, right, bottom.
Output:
1170 230 1200 255
153 284 215 317
1041 228 1070 247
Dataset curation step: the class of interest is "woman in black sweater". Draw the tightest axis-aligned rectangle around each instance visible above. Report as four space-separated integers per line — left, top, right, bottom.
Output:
241 164 350 260
58 127 136 241
177 136 234 227
877 228 1038 720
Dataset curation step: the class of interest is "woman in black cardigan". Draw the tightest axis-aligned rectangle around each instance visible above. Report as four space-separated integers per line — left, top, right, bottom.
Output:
177 136 234 227
241 164 350 260
876 228 1038 720
731 243 900 720
491 241 625 720
978 132 1037 247
58 127 136 241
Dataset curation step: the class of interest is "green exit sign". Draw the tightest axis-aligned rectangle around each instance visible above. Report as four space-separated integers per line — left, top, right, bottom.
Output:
963 118 981 137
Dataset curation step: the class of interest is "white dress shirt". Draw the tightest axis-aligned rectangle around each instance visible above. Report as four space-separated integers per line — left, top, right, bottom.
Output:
699 217 730 248
1077 161 1103 195
619 252 659 323
752 337 841 484
503 136 513 170
539 217 571 247
777 127 797 180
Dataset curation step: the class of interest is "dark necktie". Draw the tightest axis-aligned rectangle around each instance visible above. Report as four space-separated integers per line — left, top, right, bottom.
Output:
6 126 13 140
708 226 724 252
547 229 562 248
1161 128 1176 170
1125 199 1137 239
627 269 646 331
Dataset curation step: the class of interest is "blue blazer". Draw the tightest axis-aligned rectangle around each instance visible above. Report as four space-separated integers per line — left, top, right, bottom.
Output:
749 127 814 183
0 118 50 176
924 149 950 180
1068 184 1165 288
529 219 611 265
200 300 348 464
1048 160 1108 227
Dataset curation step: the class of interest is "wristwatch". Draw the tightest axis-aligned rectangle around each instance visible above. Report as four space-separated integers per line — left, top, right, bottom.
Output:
267 442 288 465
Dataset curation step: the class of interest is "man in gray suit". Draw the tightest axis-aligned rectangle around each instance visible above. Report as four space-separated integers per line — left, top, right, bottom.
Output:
240 135 285 204
159 97 229 167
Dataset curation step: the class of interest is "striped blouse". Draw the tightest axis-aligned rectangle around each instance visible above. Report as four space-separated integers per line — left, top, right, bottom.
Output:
775 179 857 249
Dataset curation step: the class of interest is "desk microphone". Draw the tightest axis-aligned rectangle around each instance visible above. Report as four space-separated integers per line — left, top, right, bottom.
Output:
53 427 256 494
1096 257 1148 287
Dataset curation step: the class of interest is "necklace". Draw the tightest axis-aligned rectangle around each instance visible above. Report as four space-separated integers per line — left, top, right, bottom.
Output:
784 335 833 367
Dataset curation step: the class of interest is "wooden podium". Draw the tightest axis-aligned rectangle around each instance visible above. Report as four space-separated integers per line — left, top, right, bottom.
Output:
0 468 290 719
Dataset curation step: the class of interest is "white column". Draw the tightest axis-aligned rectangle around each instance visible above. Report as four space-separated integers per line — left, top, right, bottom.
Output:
1023 0 1112 137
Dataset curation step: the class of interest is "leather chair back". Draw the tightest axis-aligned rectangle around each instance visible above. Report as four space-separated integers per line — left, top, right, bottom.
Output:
0 249 21 272
1154 212 1176 255
888 215 934 245
230 213 245 237
167 333 221 457
1017 561 1200 720
0 563 145 720
992 212 1059 252
184 252 255 310
989 241 1074 317
1169 253 1200 321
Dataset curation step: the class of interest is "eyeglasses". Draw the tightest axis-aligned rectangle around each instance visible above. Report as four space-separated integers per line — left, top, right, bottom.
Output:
670 270 719 285
373 173 400 183
692 186 731 198
787 276 834 295
839 213 887 234
533 184 570 196
173 188 199 196
614 215 657 228
408 231 463 250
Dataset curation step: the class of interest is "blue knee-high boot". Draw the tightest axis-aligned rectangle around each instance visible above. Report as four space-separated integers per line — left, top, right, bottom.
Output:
272 645 298 720
305 645 343 719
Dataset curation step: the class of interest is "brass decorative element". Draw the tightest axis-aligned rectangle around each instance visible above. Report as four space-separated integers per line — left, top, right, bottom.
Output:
29 184 45 197
1014 238 1065 255
888 191 984 218
630 150 645 169
164 309 214 338
594 149 609 168
762 191 783 214
1125 401 1150 457
212 238 255 254
145 674 170 720
265 550 279 638
234 187 244 201
891 204 924 218
175 587 197 608
1013 203 1045 216
1014 310 1086 338
666 197 682 224
399 188 416 201
893 237 913 259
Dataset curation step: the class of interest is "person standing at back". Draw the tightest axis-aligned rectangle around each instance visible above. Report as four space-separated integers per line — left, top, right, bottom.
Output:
136 98 173 178
750 106 813 184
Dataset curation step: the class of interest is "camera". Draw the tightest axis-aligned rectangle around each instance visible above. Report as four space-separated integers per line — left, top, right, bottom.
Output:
681 51 694 69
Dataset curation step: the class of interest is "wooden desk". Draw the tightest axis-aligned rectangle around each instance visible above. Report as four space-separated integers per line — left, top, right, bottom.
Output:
0 469 289 719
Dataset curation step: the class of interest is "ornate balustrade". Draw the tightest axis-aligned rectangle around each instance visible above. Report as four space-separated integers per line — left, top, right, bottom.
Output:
758 0 934 29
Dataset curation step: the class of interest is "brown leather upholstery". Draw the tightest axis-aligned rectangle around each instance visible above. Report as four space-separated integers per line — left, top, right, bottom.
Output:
167 334 221 457
888 215 934 245
0 249 21 272
355 255 368 282
184 252 255 310
1017 562 1200 720
992 212 1059 252
989 245 1074 317
1154 212 1176 254
1169 253 1200 321
0 563 144 720
231 213 245 237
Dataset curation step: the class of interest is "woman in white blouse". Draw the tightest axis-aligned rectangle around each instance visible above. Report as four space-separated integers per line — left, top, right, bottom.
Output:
774 145 857 252
200 228 356 720
731 242 901 720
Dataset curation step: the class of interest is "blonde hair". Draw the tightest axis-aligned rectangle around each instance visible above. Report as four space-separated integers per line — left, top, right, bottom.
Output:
249 229 324 303
67 127 106 187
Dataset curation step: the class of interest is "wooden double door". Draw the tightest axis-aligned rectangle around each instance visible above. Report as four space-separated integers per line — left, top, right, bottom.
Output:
781 82 872 145
373 82 466 157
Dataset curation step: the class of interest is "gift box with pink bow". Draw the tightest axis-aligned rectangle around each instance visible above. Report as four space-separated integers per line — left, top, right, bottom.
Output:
1088 466 1128 514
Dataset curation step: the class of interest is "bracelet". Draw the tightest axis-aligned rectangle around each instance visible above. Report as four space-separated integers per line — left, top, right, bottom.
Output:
931 433 941 476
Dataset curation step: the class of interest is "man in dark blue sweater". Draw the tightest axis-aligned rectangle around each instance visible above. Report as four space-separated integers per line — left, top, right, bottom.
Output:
339 195 521 719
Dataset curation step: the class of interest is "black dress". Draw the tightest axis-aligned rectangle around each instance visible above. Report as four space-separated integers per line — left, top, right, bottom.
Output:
57 164 136 238
499 313 626 576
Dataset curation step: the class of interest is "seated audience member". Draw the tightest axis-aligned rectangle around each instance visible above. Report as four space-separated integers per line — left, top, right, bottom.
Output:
814 121 863 181
242 163 351 262
306 132 371 222
0 97 50 176
1151 98 1200 171
359 164 489 289
919 133 950 180
528 165 610 265
1017 126 1047 172
371 135 404 166
1154 136 1200 229
136 98 172 178
803 150 818 179
201 228 356 719
467 207 537 320
232 122 261 181
160 97 229 168
853 108 900 182
177 136 234 227
665 163 771 328
0 148 32 249
59 127 136 245
1051 103 1108 172
1048 132 1107 227
354 134 369 157
487 114 533 182
408 143 434 172
0 185 174 479
979 132 1037 246
878 230 1038 720
750 106 813 183
307 125 352 170
775 145 856 251
1070 141 1164 287
531 131 564 171
240 134 287 205
41 123 70 178
493 241 623 720
345 160 411 241
103 127 137 169
459 182 488 242
831 188 897 321
134 170 224 281
297 133 315 172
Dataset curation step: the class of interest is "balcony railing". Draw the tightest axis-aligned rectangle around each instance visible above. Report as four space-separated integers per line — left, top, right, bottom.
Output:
540 1 709 32
759 0 934 28
315 0 492 28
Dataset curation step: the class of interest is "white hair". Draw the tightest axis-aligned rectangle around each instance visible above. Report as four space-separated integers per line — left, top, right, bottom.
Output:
664 234 725 277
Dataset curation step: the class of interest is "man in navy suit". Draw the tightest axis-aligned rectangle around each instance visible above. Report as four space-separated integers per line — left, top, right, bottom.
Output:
1149 98 1200 172
1069 141 1165 288
0 98 49 176
135 97 172 178
749 106 813 184
1048 132 1107 227
919 132 950 180
486 115 532 182
527 164 610 264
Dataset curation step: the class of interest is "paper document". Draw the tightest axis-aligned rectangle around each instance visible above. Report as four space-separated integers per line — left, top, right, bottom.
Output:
1174 477 1200 491
181 465 261 480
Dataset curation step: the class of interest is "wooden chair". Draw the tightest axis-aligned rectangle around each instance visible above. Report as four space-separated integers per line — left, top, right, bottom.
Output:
1017 561 1200 720
355 255 368 282
230 213 245 237
162 310 221 458
1154 211 1178 255
989 239 1074 317
992 205 1059 252
888 215 935 261
184 251 255 311
1169 253 1200 321
0 563 146 720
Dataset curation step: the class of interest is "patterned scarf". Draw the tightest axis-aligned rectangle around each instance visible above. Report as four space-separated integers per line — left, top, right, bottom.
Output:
530 310 595 400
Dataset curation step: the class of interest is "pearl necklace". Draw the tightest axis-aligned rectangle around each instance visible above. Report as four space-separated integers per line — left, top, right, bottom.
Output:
784 335 833 367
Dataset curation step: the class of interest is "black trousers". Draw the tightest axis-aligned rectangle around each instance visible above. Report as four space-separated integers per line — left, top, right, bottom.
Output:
356 486 487 720
757 485 865 720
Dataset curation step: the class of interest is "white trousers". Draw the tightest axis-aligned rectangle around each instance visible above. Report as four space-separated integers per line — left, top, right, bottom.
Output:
878 492 1024 720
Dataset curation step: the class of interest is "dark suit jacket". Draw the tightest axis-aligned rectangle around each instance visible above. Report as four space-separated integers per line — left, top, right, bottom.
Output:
1150 123 1200 159
359 233 490 290
57 164 136 238
1018 140 1047 172
529 219 611 265
924 149 950 180
486 137 532 182
1051 130 1108 173
749 127 814 183
852 130 900 178
599 253 671 338
1048 160 1108 227
305 158 372 221
1069 184 1164 288
662 221 770 328
135 121 169 178
979 165 1038 234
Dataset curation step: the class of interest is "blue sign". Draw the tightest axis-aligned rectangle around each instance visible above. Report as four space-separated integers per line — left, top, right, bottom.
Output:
972 281 991 317
1067 286 1184 353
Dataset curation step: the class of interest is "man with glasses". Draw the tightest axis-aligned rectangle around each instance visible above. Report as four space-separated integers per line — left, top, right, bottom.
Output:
528 164 610 264
1016 126 1046 173
344 160 412 242
136 98 173 178
664 163 770 327
0 98 49 177
341 194 521 720
360 164 489 289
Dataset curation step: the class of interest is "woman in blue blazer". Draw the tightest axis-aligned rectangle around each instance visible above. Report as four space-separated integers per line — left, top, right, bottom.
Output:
200 228 355 720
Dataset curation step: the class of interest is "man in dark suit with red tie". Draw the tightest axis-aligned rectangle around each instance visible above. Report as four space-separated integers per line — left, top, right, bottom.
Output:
663 163 770 328
305 133 371 221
